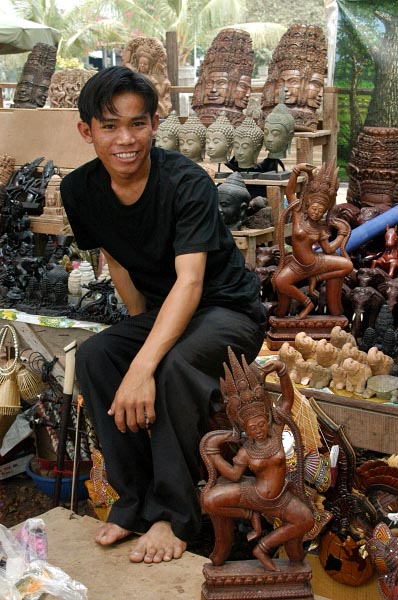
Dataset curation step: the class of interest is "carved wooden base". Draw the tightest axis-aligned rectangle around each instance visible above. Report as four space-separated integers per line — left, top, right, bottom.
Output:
266 315 349 350
201 559 314 600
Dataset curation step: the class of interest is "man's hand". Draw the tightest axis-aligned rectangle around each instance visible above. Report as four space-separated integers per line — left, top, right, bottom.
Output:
108 364 156 433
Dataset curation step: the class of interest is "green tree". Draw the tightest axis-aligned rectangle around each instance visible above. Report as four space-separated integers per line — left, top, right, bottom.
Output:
10 0 248 65
337 0 398 128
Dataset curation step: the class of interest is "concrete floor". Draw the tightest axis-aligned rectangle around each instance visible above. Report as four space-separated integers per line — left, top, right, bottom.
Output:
15 507 332 600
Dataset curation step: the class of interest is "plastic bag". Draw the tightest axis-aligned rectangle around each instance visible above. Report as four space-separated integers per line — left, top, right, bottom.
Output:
0 518 87 600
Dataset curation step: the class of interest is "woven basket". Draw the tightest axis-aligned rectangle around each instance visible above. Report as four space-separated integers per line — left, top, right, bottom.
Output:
16 364 46 402
0 377 21 416
0 325 21 445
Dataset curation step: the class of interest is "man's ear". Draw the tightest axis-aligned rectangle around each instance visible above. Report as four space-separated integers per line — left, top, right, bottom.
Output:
77 121 93 144
152 113 160 136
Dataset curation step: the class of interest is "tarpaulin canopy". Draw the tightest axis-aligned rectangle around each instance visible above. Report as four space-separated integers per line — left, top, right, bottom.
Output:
0 14 60 55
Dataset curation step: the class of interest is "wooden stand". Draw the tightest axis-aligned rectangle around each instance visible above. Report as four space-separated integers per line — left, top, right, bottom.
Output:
231 227 274 266
266 315 349 350
202 559 314 600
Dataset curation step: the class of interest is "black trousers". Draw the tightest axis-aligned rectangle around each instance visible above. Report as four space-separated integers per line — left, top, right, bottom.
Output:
76 305 266 541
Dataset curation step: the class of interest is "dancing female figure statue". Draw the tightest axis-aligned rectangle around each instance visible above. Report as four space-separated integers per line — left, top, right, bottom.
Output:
272 161 353 319
200 349 314 571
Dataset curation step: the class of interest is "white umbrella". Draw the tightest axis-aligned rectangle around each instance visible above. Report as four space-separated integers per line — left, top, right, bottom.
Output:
0 14 60 54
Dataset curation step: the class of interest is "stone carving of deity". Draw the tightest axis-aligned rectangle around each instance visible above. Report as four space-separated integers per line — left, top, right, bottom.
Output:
233 116 264 170
260 24 327 132
177 113 207 163
48 68 95 108
263 102 295 160
205 112 235 164
155 112 181 151
13 43 57 109
121 35 172 118
217 172 251 230
191 28 254 127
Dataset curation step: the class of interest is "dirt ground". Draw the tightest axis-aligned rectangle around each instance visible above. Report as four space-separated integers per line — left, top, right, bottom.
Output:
0 460 255 561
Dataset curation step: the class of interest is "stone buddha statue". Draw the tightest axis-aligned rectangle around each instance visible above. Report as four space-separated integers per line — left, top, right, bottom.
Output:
260 24 327 132
263 102 295 160
232 116 264 170
155 112 181 151
13 43 57 109
217 172 251 230
178 113 207 163
205 112 235 165
122 35 172 118
191 28 254 127
48 68 95 108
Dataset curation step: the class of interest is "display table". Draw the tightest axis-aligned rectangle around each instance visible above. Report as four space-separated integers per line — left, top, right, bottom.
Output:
231 227 274 265
0 310 102 377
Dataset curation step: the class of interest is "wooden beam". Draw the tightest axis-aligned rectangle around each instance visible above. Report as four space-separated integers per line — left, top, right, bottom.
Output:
166 31 179 114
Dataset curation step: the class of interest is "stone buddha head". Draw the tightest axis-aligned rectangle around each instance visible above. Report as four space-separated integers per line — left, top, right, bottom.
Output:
217 172 251 230
178 113 207 163
191 28 254 127
263 102 295 159
233 116 264 169
155 112 181 151
13 43 57 108
260 24 327 131
205 113 235 163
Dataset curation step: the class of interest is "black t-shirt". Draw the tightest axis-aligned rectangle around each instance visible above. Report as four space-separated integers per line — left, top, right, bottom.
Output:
60 147 262 316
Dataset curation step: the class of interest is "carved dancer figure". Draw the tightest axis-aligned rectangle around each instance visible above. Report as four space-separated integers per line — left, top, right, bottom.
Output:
272 161 353 318
200 351 314 571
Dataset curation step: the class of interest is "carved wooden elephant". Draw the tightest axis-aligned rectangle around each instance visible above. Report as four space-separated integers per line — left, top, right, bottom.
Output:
342 358 372 395
348 286 386 340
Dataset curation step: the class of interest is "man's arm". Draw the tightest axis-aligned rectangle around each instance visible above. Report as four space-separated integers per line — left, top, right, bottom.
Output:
101 248 146 316
109 251 207 433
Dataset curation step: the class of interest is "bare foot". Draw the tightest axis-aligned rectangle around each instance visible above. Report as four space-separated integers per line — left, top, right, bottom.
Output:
95 522 133 546
129 521 187 564
297 299 314 320
253 545 279 571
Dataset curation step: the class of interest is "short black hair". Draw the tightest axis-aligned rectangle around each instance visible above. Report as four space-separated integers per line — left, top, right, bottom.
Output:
78 66 159 125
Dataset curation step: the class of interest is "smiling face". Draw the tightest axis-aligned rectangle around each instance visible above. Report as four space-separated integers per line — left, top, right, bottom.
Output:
77 91 159 185
204 71 229 105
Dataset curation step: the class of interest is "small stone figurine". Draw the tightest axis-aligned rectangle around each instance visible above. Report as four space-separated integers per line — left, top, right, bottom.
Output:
217 172 250 230
155 112 181 151
200 349 314 572
177 113 207 163
205 112 235 166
